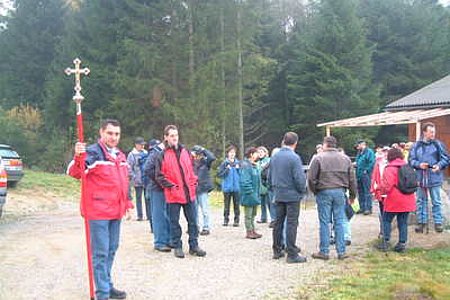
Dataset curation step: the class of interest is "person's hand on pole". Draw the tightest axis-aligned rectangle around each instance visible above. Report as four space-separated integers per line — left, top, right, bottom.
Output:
75 142 87 156
419 162 429 170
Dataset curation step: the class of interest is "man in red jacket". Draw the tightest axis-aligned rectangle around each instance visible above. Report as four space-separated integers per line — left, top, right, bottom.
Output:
68 119 133 300
155 125 206 258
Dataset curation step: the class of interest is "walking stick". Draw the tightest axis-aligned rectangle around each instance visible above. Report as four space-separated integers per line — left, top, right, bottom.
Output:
421 169 430 235
65 58 94 300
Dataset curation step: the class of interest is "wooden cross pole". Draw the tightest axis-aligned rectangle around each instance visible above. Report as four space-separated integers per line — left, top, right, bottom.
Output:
65 58 95 300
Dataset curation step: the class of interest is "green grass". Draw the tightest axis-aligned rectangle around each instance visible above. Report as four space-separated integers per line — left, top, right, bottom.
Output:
314 247 450 300
16 169 80 200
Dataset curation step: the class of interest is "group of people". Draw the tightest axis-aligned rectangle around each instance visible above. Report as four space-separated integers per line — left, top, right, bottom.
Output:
67 119 448 300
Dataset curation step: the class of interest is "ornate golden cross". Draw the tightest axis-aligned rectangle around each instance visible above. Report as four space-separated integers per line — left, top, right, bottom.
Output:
65 58 90 112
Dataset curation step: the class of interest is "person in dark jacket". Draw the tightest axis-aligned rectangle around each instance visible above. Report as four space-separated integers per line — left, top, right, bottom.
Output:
154 125 206 259
192 145 216 235
269 132 307 264
240 147 262 239
68 119 132 300
217 145 241 226
355 140 375 215
409 122 448 233
308 136 356 261
143 139 172 252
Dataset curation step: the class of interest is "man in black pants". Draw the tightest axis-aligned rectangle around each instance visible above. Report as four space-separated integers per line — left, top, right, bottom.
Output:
269 132 307 264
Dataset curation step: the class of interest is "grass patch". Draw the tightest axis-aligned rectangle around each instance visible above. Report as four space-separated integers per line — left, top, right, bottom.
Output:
15 169 80 200
314 247 450 300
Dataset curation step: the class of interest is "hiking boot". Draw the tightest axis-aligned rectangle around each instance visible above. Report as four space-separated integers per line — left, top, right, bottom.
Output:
345 240 352 246
363 210 372 215
415 223 425 233
246 230 257 239
189 247 206 257
311 252 330 260
223 221 229 226
337 253 349 260
272 251 285 259
252 230 262 239
154 245 171 252
376 240 390 252
174 248 185 258
269 221 276 228
200 229 210 236
233 222 239 227
394 242 406 253
110 287 127 299
435 224 444 233
257 220 267 224
286 255 307 264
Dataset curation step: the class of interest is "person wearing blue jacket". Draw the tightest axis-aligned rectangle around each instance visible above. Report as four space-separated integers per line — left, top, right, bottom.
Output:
355 140 375 215
269 132 307 264
143 139 172 252
217 145 241 226
408 122 448 233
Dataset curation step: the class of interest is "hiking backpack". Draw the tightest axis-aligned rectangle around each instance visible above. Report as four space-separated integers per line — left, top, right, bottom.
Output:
395 165 418 194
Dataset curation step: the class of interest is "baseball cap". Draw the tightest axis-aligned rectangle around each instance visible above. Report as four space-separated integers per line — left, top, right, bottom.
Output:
134 137 146 145
148 139 161 149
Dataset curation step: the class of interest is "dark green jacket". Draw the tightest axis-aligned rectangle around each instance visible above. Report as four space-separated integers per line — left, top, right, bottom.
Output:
239 159 261 206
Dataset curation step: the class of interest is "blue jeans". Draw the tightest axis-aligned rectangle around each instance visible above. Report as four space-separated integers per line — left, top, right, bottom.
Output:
150 189 171 248
144 186 152 231
416 186 443 224
168 201 199 249
357 173 372 212
383 212 409 244
343 215 351 241
268 191 277 221
196 192 211 230
134 186 144 219
260 193 269 222
316 188 346 255
89 219 121 300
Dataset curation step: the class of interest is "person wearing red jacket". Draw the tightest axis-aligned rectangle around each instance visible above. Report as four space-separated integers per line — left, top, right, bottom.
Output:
379 148 416 253
67 119 133 300
371 146 389 238
155 125 206 259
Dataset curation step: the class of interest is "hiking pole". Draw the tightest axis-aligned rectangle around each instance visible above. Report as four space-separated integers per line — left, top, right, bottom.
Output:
65 58 94 300
422 169 430 235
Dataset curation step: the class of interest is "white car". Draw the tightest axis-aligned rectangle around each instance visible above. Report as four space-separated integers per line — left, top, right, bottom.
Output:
0 156 7 217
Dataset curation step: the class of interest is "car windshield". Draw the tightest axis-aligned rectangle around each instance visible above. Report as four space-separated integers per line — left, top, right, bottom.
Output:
0 149 20 159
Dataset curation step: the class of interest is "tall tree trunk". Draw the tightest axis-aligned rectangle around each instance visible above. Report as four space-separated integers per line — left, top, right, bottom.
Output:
188 0 195 79
220 7 226 157
236 1 244 159
171 1 178 101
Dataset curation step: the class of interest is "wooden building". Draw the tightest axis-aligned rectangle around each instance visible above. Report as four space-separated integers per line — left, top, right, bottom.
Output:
317 74 450 175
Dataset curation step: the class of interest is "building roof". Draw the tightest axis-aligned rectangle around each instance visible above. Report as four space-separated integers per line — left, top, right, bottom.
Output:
317 108 450 128
385 75 450 111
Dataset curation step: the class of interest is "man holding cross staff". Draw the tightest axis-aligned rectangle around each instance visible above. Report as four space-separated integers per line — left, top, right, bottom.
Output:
66 58 133 300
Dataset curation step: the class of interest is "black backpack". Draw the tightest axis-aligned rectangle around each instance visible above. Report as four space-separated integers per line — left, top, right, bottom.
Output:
393 165 418 194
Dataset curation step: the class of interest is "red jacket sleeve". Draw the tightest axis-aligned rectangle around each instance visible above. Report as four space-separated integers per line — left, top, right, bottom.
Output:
380 166 396 195
67 155 84 179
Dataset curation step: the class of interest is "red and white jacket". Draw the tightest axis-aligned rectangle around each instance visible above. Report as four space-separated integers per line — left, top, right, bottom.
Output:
67 141 133 220
155 144 198 204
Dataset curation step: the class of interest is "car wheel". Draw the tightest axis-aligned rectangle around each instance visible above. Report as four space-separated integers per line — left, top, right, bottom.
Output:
7 181 18 188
